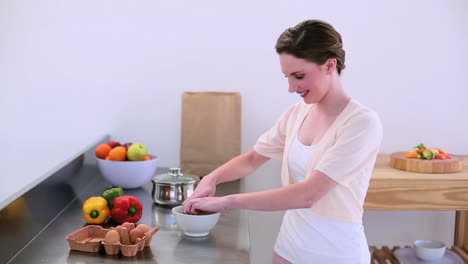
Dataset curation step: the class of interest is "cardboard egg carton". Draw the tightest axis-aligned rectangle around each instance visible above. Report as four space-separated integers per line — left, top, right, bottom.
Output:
66 223 160 257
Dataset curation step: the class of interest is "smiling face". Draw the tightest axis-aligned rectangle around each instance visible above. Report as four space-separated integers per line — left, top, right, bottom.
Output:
280 53 335 104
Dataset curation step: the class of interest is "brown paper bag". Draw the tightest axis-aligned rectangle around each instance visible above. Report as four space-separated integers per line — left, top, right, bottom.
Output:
180 92 241 177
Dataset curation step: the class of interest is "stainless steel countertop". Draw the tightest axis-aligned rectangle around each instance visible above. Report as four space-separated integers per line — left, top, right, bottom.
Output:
7 165 250 264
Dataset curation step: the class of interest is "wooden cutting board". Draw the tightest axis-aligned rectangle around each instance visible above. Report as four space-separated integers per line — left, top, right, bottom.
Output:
390 152 464 173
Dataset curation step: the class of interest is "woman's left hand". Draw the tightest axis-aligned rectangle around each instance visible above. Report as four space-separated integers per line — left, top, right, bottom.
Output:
184 196 232 215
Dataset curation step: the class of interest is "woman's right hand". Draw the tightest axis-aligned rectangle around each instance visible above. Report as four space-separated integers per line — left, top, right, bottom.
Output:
182 175 217 214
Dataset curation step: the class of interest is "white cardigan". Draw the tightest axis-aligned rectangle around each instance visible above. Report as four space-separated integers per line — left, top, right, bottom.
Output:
254 99 383 223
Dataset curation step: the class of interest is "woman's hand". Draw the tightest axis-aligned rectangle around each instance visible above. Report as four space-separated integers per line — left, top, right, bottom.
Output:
183 196 233 215
182 176 217 214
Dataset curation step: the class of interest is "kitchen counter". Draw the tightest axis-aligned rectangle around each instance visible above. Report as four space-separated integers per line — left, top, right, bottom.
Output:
5 142 467 263
6 163 250 264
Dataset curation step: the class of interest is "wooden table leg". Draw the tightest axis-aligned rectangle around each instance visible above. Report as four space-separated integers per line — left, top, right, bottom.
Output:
455 211 468 247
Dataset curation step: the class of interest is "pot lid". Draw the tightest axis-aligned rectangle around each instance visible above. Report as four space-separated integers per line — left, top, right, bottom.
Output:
152 168 199 184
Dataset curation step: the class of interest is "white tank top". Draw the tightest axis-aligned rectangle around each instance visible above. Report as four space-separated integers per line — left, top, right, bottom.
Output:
287 135 317 184
274 135 370 263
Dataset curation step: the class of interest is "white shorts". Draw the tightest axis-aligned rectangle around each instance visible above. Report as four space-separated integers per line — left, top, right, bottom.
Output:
274 209 370 264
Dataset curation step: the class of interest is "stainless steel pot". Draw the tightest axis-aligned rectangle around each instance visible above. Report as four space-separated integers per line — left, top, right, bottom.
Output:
151 168 200 206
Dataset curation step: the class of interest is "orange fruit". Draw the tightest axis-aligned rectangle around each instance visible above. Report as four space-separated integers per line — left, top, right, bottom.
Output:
96 144 112 159
108 146 127 161
144 155 151 160
105 156 111 160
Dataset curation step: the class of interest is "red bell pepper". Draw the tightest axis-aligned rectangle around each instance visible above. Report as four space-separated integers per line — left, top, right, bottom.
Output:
110 195 143 224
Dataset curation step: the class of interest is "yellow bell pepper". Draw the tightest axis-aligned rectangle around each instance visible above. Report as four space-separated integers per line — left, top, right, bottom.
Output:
82 196 110 224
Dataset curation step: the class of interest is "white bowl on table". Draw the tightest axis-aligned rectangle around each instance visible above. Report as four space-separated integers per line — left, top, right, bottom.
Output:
96 155 159 189
172 206 220 237
414 240 446 261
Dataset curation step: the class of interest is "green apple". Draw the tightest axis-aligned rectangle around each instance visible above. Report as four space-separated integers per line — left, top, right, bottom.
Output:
127 143 148 161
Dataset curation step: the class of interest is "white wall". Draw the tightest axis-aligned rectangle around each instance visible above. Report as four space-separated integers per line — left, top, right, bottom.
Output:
2 0 467 261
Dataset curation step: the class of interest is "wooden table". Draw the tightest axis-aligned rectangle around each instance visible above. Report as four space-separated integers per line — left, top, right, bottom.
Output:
364 154 468 263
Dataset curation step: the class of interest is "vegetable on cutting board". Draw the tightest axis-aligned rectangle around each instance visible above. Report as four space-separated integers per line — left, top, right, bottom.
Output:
404 143 452 160
82 197 110 224
404 151 418 158
422 150 433 160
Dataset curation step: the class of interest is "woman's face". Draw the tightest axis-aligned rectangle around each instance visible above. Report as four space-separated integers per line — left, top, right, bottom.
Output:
279 53 331 104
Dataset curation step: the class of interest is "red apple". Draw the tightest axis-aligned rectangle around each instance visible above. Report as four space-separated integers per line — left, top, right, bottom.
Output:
107 141 121 148
123 142 133 150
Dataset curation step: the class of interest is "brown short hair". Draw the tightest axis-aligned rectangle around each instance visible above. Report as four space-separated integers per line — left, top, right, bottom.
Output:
275 20 346 75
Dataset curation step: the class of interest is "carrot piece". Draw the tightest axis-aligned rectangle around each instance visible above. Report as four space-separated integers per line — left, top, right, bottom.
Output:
405 151 418 158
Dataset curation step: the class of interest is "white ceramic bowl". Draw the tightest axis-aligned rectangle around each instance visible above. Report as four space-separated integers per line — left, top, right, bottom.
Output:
172 206 220 237
96 155 159 189
414 240 446 261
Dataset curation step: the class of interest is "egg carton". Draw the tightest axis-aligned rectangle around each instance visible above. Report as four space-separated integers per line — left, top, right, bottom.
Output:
66 223 160 257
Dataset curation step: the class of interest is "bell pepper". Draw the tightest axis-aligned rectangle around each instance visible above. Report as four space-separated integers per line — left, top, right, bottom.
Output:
102 187 124 209
82 196 110 224
110 196 143 224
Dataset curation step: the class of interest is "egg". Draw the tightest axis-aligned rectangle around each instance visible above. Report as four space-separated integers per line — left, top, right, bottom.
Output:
136 224 150 233
104 230 120 244
129 228 145 244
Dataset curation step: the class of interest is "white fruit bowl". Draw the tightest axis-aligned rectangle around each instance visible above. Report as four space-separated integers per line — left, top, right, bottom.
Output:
172 206 220 237
96 155 159 189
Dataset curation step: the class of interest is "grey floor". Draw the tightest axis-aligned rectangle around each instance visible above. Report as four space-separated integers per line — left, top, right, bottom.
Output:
242 161 455 264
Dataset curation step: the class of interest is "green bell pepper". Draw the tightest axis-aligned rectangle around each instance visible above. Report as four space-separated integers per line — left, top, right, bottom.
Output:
102 187 124 209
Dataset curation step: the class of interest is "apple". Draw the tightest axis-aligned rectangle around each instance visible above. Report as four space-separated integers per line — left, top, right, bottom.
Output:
127 143 148 161
123 142 133 150
107 141 121 148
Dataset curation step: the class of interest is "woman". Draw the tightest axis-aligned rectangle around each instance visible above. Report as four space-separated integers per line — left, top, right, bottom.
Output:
182 19 383 264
